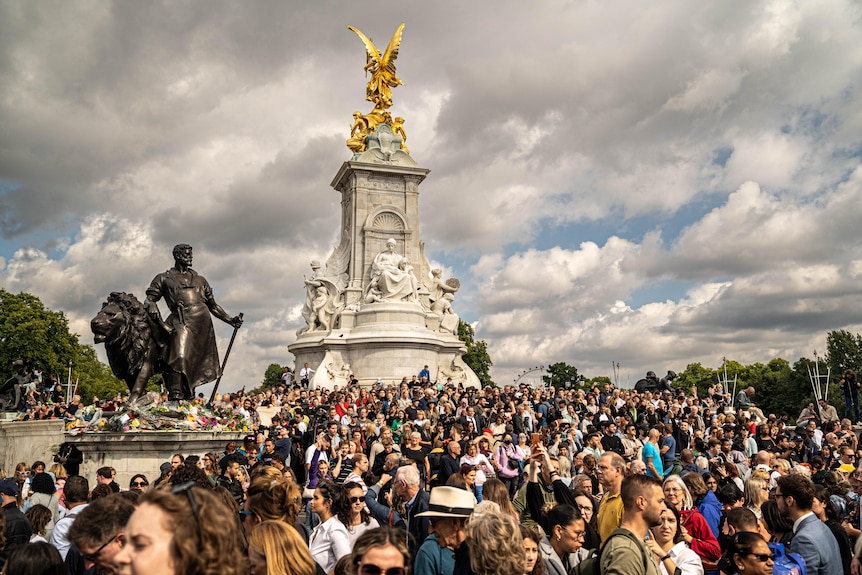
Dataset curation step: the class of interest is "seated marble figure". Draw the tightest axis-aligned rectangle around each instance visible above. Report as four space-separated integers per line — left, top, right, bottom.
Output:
365 238 419 303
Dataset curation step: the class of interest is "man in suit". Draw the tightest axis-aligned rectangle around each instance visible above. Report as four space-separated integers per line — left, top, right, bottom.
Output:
437 440 462 486
775 474 840 575
394 465 430 558
458 406 484 436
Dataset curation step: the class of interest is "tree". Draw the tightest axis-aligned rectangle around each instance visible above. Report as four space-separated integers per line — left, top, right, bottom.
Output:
546 362 579 389
73 344 128 403
457 320 494 387
0 289 78 382
0 289 125 403
675 363 716 396
262 364 285 388
826 329 862 376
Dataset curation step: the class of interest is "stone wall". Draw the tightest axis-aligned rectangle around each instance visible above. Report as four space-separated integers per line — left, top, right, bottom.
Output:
0 421 244 488
0 420 65 475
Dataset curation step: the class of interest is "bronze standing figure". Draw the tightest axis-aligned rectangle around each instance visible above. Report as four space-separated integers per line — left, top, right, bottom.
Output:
144 244 243 401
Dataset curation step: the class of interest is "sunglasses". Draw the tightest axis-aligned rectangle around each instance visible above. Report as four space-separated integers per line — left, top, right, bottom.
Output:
741 552 775 563
350 496 364 503
131 481 148 487
359 566 406 575
83 532 121 563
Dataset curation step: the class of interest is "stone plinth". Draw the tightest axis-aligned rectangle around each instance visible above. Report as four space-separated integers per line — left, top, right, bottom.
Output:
0 420 243 488
0 420 65 474
66 430 245 486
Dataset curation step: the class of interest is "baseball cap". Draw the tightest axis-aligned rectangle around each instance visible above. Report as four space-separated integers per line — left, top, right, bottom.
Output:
0 478 19 497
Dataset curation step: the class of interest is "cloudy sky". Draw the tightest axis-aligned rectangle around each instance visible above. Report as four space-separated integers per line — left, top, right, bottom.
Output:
2 0 862 393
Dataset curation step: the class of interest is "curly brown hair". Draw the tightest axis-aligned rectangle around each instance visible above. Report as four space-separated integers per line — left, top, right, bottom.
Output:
138 485 245 575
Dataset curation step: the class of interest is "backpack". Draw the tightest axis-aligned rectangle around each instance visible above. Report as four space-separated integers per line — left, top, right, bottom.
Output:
571 528 649 575
769 542 806 575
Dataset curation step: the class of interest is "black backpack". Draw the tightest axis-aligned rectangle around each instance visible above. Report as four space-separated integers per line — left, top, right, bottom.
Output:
571 528 650 575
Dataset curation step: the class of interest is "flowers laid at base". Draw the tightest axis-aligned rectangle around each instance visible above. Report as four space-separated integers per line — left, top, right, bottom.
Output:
65 396 252 433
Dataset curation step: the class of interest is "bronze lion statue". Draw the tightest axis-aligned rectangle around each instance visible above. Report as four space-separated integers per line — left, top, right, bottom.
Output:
91 292 163 403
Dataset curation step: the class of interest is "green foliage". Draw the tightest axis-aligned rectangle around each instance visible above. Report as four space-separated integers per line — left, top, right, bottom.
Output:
546 362 579 389
263 363 285 387
639 356 834 422
458 320 494 387
586 375 611 389
826 329 862 376
73 344 128 404
0 289 79 381
676 363 717 396
0 289 126 403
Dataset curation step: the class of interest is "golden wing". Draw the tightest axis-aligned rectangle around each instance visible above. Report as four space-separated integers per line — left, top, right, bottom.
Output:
347 25 382 63
381 22 406 68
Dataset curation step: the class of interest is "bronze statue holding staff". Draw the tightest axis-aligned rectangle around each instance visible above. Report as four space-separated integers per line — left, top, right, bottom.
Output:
145 244 243 401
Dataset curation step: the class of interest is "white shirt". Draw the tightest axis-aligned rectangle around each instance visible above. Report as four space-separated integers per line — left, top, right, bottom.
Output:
49 502 88 560
347 518 380 547
305 445 329 466
660 541 704 575
310 516 351 573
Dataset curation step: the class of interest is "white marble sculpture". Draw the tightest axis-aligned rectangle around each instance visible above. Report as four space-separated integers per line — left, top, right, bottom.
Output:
299 261 343 334
365 238 420 303
429 268 459 304
437 360 467 384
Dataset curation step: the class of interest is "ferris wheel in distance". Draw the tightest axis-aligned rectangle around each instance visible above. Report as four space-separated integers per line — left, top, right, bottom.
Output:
512 366 547 389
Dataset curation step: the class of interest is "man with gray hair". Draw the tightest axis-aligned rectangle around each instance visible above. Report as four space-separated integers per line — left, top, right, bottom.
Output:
394 465 430 557
364 463 430 558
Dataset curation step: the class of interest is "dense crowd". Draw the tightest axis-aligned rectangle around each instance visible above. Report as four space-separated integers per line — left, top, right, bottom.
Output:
1 367 861 575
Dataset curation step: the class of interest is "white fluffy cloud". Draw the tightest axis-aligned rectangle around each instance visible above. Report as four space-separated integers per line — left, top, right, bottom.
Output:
1 1 862 391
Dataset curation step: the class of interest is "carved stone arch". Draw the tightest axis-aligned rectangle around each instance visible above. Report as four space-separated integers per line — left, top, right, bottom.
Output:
364 206 409 232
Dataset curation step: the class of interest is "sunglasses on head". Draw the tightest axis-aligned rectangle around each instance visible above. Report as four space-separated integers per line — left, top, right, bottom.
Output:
359 566 406 575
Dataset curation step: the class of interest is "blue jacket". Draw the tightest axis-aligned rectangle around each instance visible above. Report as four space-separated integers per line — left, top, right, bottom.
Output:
696 490 722 539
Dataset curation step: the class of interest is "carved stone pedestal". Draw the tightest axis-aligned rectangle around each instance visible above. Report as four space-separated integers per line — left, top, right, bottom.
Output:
289 140 480 389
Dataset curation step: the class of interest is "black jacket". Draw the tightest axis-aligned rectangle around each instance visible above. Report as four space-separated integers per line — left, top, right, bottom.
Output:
2 502 32 557
437 454 460 486
216 475 244 504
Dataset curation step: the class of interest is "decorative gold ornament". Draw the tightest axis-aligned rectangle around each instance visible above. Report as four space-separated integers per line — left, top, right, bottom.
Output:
346 23 409 155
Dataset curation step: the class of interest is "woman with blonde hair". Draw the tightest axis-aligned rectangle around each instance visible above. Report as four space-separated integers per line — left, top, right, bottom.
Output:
465 506 525 575
743 477 768 519
248 519 317 575
244 474 305 541
13 461 30 510
114 483 246 575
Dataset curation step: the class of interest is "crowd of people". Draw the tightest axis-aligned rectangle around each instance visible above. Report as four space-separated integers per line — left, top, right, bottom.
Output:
1 367 862 575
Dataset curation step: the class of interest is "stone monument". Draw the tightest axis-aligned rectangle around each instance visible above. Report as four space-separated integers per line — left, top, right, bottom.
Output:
288 23 480 389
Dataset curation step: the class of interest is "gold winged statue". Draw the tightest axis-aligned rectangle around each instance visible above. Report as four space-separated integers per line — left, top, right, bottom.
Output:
347 22 405 111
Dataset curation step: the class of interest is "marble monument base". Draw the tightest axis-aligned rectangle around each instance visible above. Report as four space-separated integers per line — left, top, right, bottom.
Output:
289 302 480 390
